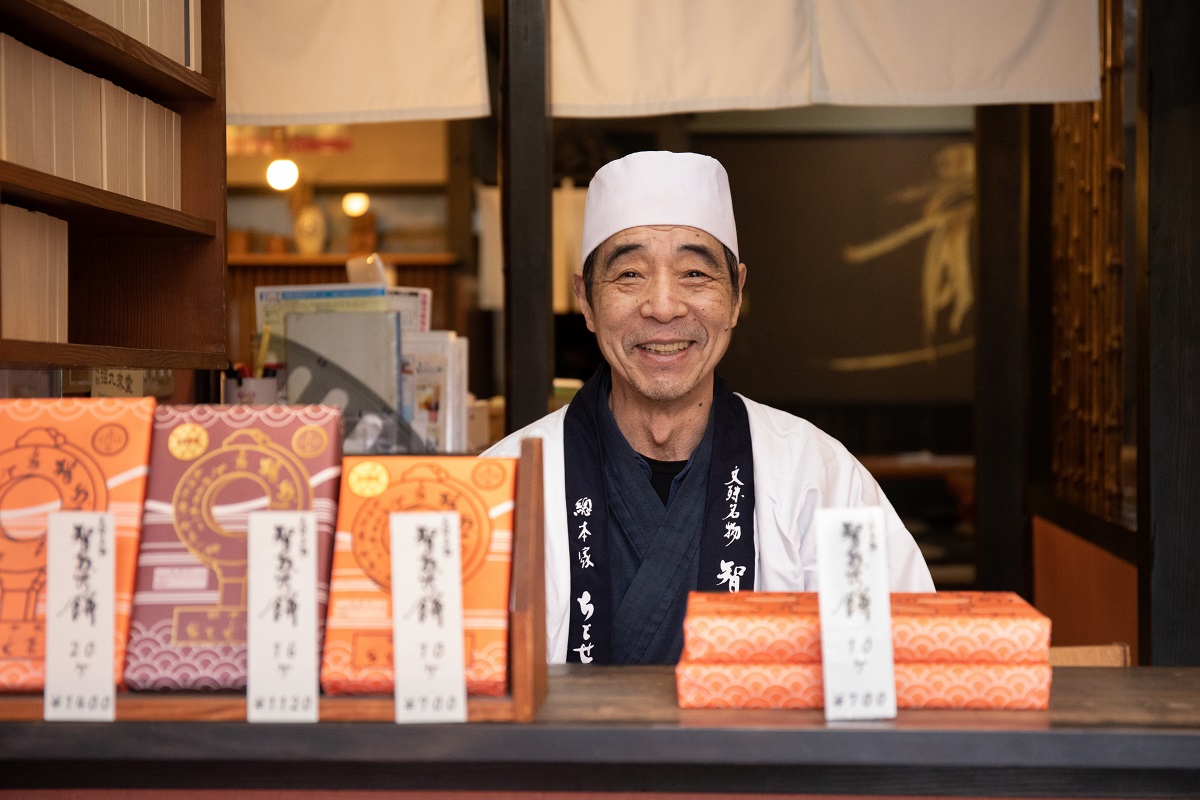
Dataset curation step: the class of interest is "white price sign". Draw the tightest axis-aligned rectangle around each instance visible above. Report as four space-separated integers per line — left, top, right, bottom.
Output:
44 512 116 722
246 511 320 723
816 506 897 721
389 511 467 724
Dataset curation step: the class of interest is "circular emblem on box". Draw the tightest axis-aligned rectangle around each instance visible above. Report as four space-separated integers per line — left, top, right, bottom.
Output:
292 424 329 459
347 461 389 498
168 423 209 461
351 461 490 590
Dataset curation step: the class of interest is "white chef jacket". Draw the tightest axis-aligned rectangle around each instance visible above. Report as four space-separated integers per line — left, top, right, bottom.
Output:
482 394 935 663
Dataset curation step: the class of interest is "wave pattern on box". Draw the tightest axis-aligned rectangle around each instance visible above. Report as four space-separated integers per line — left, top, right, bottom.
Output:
677 662 1051 710
682 591 1050 664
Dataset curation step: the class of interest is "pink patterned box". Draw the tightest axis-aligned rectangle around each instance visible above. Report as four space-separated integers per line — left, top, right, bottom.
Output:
124 405 341 691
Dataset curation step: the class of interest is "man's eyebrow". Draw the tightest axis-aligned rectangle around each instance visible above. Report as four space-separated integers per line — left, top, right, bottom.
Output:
603 242 644 270
679 242 721 269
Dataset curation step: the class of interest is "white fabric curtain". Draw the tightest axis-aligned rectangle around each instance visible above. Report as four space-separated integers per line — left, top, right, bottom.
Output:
809 1 1101 105
551 0 814 117
227 1 1098 124
550 0 1100 117
226 0 491 125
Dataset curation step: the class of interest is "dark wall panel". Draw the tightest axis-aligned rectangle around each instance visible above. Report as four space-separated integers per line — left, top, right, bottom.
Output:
695 133 976 407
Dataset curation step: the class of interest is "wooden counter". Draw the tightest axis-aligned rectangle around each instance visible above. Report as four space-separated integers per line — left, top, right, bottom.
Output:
2 665 1199 797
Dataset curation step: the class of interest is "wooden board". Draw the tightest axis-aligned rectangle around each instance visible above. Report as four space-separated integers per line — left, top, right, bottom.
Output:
537 664 1200 730
4 665 1199 729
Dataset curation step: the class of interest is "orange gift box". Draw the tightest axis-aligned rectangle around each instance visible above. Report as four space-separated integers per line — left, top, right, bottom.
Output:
676 661 1051 710
0 397 156 691
682 591 1051 664
321 456 516 697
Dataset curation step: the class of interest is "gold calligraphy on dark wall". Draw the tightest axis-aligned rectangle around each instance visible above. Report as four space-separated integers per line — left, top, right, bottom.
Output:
699 131 977 406
839 143 977 372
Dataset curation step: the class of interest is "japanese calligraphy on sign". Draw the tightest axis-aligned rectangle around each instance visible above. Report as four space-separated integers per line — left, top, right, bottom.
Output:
89 368 138 397
44 512 116 722
390 511 467 723
716 559 746 592
570 494 599 660
716 468 747 589
815 506 897 722
247 511 319 723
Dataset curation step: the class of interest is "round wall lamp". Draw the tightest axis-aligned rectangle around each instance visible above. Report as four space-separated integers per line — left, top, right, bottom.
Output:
342 192 371 217
266 158 299 191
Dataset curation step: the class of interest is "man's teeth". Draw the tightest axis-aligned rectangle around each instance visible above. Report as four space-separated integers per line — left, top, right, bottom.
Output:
640 342 689 354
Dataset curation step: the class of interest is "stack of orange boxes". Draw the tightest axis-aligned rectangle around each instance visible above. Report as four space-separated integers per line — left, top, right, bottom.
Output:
676 592 1052 710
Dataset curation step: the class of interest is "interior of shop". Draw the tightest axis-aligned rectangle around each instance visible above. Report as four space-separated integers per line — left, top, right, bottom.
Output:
0 0 1198 795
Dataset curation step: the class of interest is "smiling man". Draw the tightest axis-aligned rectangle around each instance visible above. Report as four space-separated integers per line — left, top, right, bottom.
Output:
485 151 933 665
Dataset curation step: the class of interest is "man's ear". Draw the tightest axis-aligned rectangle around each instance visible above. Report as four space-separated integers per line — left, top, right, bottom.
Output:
731 262 747 327
573 272 596 332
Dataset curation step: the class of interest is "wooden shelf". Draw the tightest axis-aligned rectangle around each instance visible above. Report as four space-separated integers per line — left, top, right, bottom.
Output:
0 340 226 370
0 692 527 724
0 161 217 236
227 252 459 269
0 0 215 104
0 0 227 374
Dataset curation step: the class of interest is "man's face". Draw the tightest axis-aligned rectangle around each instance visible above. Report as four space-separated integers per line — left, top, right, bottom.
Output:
574 225 745 408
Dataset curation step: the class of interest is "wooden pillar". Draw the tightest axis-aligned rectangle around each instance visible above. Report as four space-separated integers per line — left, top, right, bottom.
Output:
1137 0 1200 665
499 0 553 432
974 106 1032 597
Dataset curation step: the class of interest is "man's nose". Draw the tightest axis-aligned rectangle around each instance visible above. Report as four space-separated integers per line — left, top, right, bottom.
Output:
640 276 687 322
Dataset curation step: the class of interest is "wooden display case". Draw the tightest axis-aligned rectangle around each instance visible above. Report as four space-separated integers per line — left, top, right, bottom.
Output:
0 0 226 369
0 437 548 723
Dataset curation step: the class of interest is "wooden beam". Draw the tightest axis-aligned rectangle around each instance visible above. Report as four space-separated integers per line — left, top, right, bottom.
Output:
1138 0 1200 666
499 0 553 432
974 105 1032 597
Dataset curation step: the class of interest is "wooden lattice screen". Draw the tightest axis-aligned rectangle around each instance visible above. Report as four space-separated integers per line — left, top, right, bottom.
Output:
1049 0 1125 521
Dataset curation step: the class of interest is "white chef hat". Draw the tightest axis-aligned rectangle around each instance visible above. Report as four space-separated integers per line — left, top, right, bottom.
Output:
580 151 739 264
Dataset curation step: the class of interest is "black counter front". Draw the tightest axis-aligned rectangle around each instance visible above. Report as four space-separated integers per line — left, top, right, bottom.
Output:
2 665 1199 797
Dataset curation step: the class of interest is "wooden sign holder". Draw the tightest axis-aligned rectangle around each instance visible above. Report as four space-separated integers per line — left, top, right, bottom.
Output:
320 437 548 723
0 438 549 724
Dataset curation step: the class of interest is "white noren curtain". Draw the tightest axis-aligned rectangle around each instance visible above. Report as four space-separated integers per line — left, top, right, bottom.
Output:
550 0 1100 118
226 0 491 125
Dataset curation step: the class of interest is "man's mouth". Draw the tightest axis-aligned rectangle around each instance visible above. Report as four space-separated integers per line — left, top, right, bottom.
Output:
637 341 691 354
